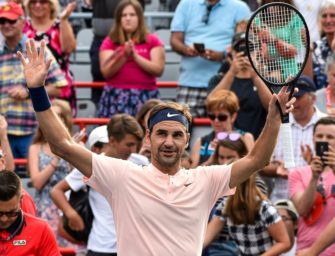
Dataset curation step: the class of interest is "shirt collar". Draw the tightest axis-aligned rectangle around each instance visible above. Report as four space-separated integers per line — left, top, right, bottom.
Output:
199 0 224 6
4 34 27 53
290 106 326 129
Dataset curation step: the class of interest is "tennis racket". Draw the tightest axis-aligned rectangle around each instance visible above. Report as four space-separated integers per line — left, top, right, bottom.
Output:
246 2 310 169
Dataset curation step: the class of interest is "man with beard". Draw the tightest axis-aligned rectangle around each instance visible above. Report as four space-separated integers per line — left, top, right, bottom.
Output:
18 39 296 255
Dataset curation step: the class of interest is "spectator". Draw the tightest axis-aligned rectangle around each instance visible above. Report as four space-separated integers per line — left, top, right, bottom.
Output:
297 216 335 256
313 0 335 90
293 0 321 43
316 53 335 116
23 0 77 114
209 32 271 139
203 136 248 256
28 99 74 246
0 115 36 215
85 0 145 106
204 172 291 255
98 0 165 117
0 2 66 161
289 116 335 255
190 89 254 168
85 0 120 106
18 38 295 255
52 118 143 256
0 170 60 255
170 0 250 117
274 199 299 256
262 76 327 202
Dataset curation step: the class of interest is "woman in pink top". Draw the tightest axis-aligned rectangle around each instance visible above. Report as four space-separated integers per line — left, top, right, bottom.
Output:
23 0 77 115
98 0 165 117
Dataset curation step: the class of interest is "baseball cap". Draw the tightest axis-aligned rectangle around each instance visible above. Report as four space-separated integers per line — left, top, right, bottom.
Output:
293 75 316 97
86 125 109 149
0 2 24 20
232 32 246 50
274 199 299 221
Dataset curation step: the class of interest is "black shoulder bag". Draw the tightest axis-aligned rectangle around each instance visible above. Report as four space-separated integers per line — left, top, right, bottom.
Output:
63 186 94 243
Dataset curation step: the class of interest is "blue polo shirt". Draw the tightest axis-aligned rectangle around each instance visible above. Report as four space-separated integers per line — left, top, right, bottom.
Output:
171 0 250 88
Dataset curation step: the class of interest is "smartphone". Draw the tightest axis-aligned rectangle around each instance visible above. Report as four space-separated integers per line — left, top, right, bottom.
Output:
194 43 205 53
315 141 329 163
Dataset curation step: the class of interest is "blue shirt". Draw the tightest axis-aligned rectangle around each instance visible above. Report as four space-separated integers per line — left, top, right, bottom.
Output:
171 0 250 88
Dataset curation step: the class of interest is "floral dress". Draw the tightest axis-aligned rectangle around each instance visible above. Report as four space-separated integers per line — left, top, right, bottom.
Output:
313 37 332 90
24 19 77 115
34 144 71 246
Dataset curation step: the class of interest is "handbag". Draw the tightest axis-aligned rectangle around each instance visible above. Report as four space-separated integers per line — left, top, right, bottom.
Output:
62 186 93 243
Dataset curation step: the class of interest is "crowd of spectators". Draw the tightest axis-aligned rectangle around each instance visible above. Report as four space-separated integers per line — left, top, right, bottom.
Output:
1 0 335 255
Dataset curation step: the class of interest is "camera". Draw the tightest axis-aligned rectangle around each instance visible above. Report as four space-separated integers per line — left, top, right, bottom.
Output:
235 44 247 56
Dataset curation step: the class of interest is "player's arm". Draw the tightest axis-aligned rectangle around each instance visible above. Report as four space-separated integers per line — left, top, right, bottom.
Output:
17 39 93 178
230 86 295 188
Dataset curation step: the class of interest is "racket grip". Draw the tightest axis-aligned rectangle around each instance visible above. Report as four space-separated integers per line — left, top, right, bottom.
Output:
281 123 295 169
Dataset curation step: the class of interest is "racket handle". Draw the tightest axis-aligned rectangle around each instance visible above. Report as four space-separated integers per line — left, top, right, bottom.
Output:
281 123 295 169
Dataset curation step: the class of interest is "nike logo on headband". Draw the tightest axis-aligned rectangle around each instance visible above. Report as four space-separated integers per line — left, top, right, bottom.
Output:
167 113 180 118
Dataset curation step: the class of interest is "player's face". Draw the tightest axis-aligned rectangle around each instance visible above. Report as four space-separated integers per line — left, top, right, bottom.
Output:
148 121 189 174
320 7 335 35
0 196 20 229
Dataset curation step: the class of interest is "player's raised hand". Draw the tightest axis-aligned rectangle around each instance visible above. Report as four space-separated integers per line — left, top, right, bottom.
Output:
17 39 52 88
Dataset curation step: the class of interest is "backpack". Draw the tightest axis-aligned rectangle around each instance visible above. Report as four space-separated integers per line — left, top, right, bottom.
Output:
62 186 94 243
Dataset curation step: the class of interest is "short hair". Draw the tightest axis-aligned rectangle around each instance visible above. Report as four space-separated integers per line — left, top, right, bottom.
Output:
148 101 192 131
109 0 148 44
0 171 21 201
24 0 60 19
206 90 240 115
107 114 143 142
313 116 335 135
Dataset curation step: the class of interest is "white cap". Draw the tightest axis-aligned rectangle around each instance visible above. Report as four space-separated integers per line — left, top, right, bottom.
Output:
128 153 150 166
86 125 109 149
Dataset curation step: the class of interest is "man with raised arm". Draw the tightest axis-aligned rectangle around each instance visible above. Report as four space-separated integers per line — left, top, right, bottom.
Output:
18 39 296 256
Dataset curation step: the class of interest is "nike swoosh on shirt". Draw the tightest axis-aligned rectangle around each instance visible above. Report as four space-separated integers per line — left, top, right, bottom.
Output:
184 183 192 187
167 113 180 118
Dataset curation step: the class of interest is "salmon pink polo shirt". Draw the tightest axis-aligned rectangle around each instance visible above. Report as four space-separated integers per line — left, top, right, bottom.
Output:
87 154 235 255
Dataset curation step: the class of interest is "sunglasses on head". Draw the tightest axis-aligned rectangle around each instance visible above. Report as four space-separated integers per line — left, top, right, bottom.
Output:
0 210 20 218
208 113 229 122
0 18 18 25
217 132 241 141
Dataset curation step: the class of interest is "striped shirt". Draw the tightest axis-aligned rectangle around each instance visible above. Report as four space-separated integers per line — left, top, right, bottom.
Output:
0 35 67 136
271 107 327 202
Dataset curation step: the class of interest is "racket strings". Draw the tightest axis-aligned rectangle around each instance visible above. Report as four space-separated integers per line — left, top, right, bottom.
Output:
248 5 308 85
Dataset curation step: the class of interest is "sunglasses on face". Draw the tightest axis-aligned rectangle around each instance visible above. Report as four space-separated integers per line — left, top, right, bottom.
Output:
208 113 229 122
0 18 18 25
0 210 20 218
217 132 241 141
